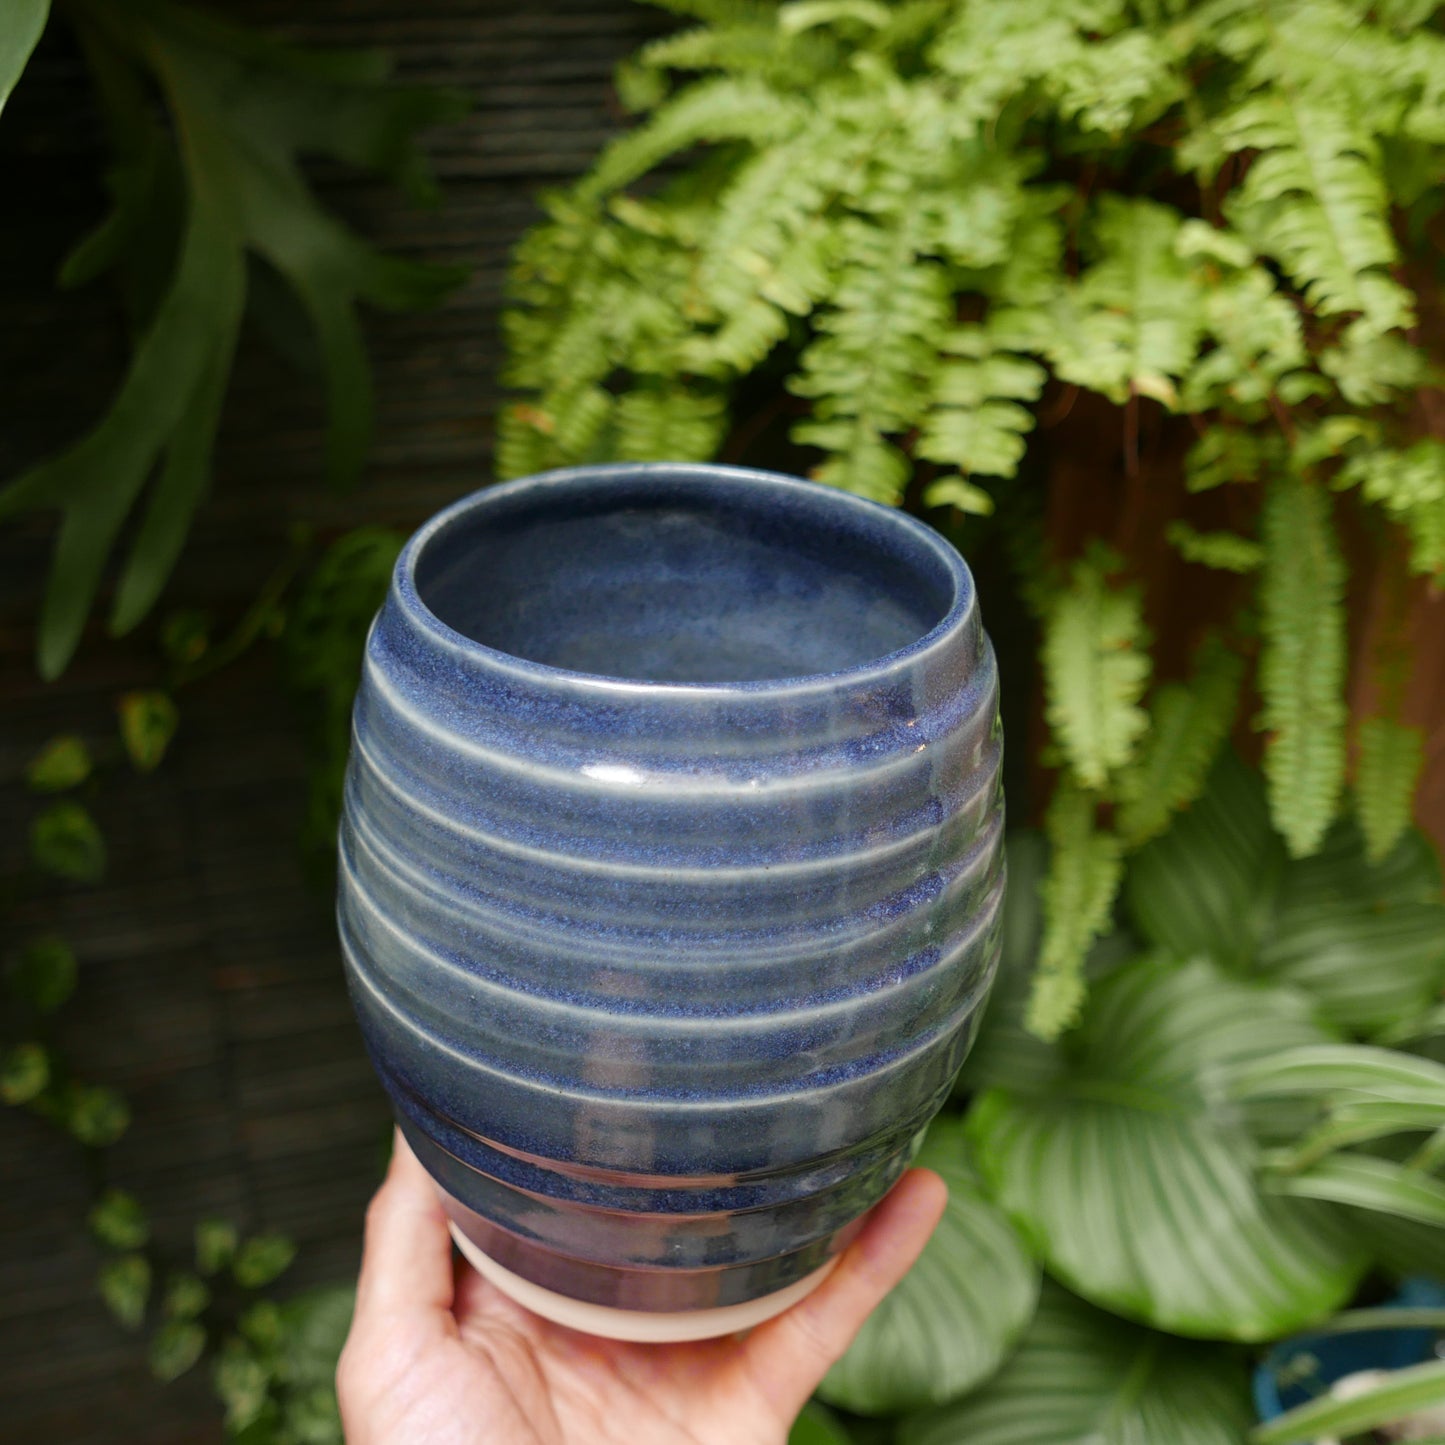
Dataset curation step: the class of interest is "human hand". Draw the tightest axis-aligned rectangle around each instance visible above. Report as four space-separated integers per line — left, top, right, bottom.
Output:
337 1131 947 1445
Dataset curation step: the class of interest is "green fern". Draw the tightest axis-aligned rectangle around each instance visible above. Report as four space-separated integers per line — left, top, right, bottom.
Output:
1339 441 1445 579
1165 522 1263 573
1042 545 1152 791
1257 472 1349 858
1043 198 1204 407
1115 635 1245 846
1026 783 1125 1041
1356 717 1427 865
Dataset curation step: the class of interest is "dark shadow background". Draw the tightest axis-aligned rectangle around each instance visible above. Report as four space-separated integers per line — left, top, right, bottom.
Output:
0 4 665 1439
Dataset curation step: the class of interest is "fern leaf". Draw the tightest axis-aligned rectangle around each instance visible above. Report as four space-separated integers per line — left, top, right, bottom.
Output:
614 385 726 462
1220 95 1410 335
1184 428 1280 493
917 323 1045 480
1339 440 1445 579
1044 197 1204 406
1319 323 1429 407
1025 783 1124 1041
1356 717 1426 865
1257 472 1348 858
1165 521 1263 573
790 213 950 503
580 76 802 201
1042 545 1152 791
1116 634 1245 846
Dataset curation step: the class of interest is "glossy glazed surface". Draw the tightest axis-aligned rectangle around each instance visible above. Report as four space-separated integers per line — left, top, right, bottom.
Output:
339 463 1004 1310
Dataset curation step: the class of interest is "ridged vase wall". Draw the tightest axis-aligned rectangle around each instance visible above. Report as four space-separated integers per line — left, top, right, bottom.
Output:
339 462 1004 1334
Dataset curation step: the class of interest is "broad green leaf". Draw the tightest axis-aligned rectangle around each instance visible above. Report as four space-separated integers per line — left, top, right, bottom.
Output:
1257 472 1347 858
1356 717 1426 864
1257 818 1445 1033
1025 785 1123 1040
66 1084 131 1146
818 1118 1040 1414
164 1272 210 1320
10 935 78 1013
1115 636 1244 846
30 802 106 883
196 1218 239 1276
149 1318 206 1382
1228 1044 1445 1108
1042 547 1151 790
899 1283 1251 1445
0 1042 49 1105
89 1189 149 1250
1126 750 1283 971
790 1402 853 1445
98 1253 151 1331
1253 1358 1445 1445
234 1234 297 1289
1268 1153 1445 1229
970 955 1366 1339
25 735 91 791
0 0 48 113
117 691 179 772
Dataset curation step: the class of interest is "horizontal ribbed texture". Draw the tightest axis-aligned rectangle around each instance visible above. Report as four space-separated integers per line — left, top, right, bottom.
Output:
339 463 1004 1308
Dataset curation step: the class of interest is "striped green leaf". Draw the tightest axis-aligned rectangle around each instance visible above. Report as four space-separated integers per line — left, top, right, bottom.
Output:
1227 1044 1445 1108
1258 818 1445 1033
969 956 1366 1339
1253 1358 1445 1445
818 1117 1040 1415
790 1402 853 1445
899 1283 1252 1445
1268 1153 1445 1228
1125 751 1283 973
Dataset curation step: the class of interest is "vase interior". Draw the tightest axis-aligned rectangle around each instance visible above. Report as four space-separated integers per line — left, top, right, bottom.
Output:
413 474 957 683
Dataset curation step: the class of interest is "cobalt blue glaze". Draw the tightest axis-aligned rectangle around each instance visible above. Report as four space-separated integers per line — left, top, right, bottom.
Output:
339 462 1005 1311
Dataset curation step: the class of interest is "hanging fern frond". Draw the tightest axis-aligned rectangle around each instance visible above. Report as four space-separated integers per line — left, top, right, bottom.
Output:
1042 545 1153 791
790 213 951 502
1165 521 1264 573
1339 441 1445 579
1043 197 1204 407
1026 783 1125 1041
1356 717 1427 865
1116 635 1246 846
1257 473 1349 858
917 322 1046 481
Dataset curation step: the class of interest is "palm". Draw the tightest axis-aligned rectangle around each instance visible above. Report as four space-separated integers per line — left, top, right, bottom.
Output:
338 1135 945 1445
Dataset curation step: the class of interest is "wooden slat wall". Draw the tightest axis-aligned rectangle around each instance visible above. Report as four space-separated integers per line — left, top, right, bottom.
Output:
0 5 662 1441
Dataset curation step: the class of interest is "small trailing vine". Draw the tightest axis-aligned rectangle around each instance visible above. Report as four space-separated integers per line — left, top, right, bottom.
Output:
500 0 1445 1037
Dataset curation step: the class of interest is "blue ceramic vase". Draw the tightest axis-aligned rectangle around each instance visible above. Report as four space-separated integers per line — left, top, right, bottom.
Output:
339 462 1004 1333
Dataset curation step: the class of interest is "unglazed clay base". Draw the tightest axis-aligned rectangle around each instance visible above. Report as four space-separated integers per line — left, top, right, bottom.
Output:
449 1222 838 1343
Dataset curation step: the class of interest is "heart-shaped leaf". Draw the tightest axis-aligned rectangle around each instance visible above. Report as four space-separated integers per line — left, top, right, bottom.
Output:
968 954 1367 1339
898 1283 1252 1445
817 1116 1040 1414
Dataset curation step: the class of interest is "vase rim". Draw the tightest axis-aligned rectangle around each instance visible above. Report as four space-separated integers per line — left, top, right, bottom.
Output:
393 462 977 698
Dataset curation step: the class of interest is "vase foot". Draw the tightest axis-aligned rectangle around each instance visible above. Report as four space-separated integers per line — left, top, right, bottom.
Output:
447 1221 837 1343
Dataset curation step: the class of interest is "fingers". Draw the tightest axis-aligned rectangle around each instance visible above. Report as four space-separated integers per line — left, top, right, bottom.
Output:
739 1168 948 1422
352 1127 456 1336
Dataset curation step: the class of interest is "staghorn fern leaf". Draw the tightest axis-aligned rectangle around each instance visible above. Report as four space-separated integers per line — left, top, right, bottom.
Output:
1356 717 1427 865
1041 545 1152 791
1257 472 1348 858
